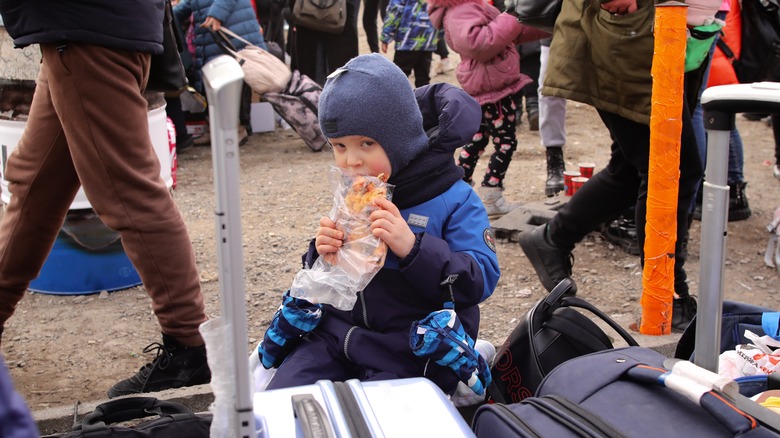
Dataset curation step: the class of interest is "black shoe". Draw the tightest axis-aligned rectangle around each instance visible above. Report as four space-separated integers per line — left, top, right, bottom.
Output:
601 215 640 256
107 334 211 398
743 113 768 122
545 147 565 197
672 295 697 333
519 224 576 293
176 134 194 152
728 181 751 222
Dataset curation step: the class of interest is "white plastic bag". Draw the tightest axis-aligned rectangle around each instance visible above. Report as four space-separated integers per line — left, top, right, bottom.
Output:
289 166 394 310
718 330 780 379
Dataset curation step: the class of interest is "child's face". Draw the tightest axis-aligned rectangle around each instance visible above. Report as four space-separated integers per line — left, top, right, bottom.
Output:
329 135 392 178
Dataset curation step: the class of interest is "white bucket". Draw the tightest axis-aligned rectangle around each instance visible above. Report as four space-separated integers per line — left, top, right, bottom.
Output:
0 106 173 210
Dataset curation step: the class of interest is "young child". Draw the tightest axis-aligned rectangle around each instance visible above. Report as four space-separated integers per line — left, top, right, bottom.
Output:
427 0 548 218
380 0 439 87
261 54 500 395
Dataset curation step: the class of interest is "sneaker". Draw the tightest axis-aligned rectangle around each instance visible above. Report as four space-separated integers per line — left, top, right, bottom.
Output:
672 295 697 333
107 334 211 398
519 224 576 293
238 125 249 146
601 215 640 256
528 109 539 131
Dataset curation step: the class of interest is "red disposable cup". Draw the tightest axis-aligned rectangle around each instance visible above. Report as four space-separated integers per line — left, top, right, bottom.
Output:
563 170 581 196
571 176 588 195
578 163 596 179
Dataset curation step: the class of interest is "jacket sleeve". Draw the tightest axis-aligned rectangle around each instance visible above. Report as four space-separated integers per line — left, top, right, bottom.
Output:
381 0 403 44
399 189 500 307
445 4 523 63
173 0 194 26
208 0 237 23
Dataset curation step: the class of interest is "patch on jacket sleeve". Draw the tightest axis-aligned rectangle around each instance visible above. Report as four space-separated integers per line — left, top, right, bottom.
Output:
484 228 496 253
408 213 429 228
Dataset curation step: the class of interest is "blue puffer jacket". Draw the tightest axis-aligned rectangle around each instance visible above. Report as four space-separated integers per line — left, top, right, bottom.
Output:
173 0 266 72
0 0 163 54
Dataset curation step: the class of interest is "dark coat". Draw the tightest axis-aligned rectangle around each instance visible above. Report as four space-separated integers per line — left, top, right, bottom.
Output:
0 0 164 54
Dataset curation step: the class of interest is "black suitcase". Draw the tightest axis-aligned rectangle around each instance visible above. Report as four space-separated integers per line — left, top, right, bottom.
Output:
473 347 780 437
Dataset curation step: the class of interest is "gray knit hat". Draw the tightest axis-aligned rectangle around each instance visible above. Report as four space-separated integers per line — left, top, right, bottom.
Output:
318 54 429 174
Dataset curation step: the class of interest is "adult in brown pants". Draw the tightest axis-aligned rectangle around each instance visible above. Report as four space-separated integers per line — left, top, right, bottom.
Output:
0 0 210 398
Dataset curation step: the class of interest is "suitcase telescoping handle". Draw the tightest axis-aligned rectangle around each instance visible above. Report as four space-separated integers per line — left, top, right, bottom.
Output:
627 359 780 434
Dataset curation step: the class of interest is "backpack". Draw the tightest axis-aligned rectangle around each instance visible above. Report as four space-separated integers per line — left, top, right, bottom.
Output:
263 70 328 152
487 278 639 404
291 0 347 34
719 0 780 83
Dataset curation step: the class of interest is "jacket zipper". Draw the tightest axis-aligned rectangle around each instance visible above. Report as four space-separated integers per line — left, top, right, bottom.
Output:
343 326 357 362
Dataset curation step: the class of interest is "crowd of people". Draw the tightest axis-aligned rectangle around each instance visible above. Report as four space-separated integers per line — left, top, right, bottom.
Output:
0 0 778 433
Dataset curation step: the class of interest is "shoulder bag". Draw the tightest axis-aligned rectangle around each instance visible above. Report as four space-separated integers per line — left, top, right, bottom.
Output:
147 0 189 93
292 0 347 34
211 27 292 96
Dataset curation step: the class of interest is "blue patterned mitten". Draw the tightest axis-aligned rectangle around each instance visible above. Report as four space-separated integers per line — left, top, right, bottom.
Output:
258 290 323 369
409 309 492 395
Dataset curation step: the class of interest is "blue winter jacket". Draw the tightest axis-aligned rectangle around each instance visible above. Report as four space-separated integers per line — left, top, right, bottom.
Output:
299 83 499 393
173 0 266 72
0 0 163 54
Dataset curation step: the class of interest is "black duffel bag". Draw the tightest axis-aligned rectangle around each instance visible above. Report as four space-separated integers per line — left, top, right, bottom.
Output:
45 397 210 437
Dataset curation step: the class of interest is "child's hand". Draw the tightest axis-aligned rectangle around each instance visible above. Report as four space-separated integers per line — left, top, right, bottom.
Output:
381 42 389 53
315 216 343 265
599 0 637 15
369 197 416 259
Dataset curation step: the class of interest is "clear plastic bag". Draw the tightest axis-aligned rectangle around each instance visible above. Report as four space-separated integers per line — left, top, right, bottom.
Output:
289 166 394 310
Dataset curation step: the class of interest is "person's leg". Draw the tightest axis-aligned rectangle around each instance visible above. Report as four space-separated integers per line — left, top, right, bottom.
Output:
239 81 252 142
727 128 751 221
266 332 354 389
44 44 206 344
457 113 490 185
478 94 520 218
392 50 416 79
0 54 82 337
519 42 541 131
539 40 567 197
362 0 381 53
481 94 519 188
322 1 360 79
412 51 432 88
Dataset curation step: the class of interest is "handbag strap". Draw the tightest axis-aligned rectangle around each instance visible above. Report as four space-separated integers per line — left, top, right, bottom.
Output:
77 397 196 432
560 296 640 348
209 28 241 59
219 27 260 51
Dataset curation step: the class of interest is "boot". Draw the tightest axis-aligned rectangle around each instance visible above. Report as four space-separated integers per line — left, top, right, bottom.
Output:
107 334 211 398
526 96 539 131
478 186 518 219
545 147 565 197
728 181 751 222
672 295 697 333
519 224 577 293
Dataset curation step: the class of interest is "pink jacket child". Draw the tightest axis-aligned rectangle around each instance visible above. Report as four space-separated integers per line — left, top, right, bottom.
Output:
427 0 549 105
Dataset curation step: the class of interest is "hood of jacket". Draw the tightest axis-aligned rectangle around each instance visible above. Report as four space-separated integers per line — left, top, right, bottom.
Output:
427 0 482 29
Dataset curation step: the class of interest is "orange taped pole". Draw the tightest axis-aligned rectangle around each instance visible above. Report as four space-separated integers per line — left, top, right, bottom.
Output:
640 1 688 335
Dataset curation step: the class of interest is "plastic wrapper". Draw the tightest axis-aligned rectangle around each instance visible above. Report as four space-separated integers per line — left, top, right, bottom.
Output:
289 166 394 310
718 330 780 379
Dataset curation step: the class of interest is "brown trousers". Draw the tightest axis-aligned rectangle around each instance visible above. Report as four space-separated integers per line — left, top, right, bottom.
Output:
0 43 206 346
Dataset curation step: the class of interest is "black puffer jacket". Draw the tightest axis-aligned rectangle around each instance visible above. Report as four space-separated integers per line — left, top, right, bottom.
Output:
0 0 164 54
